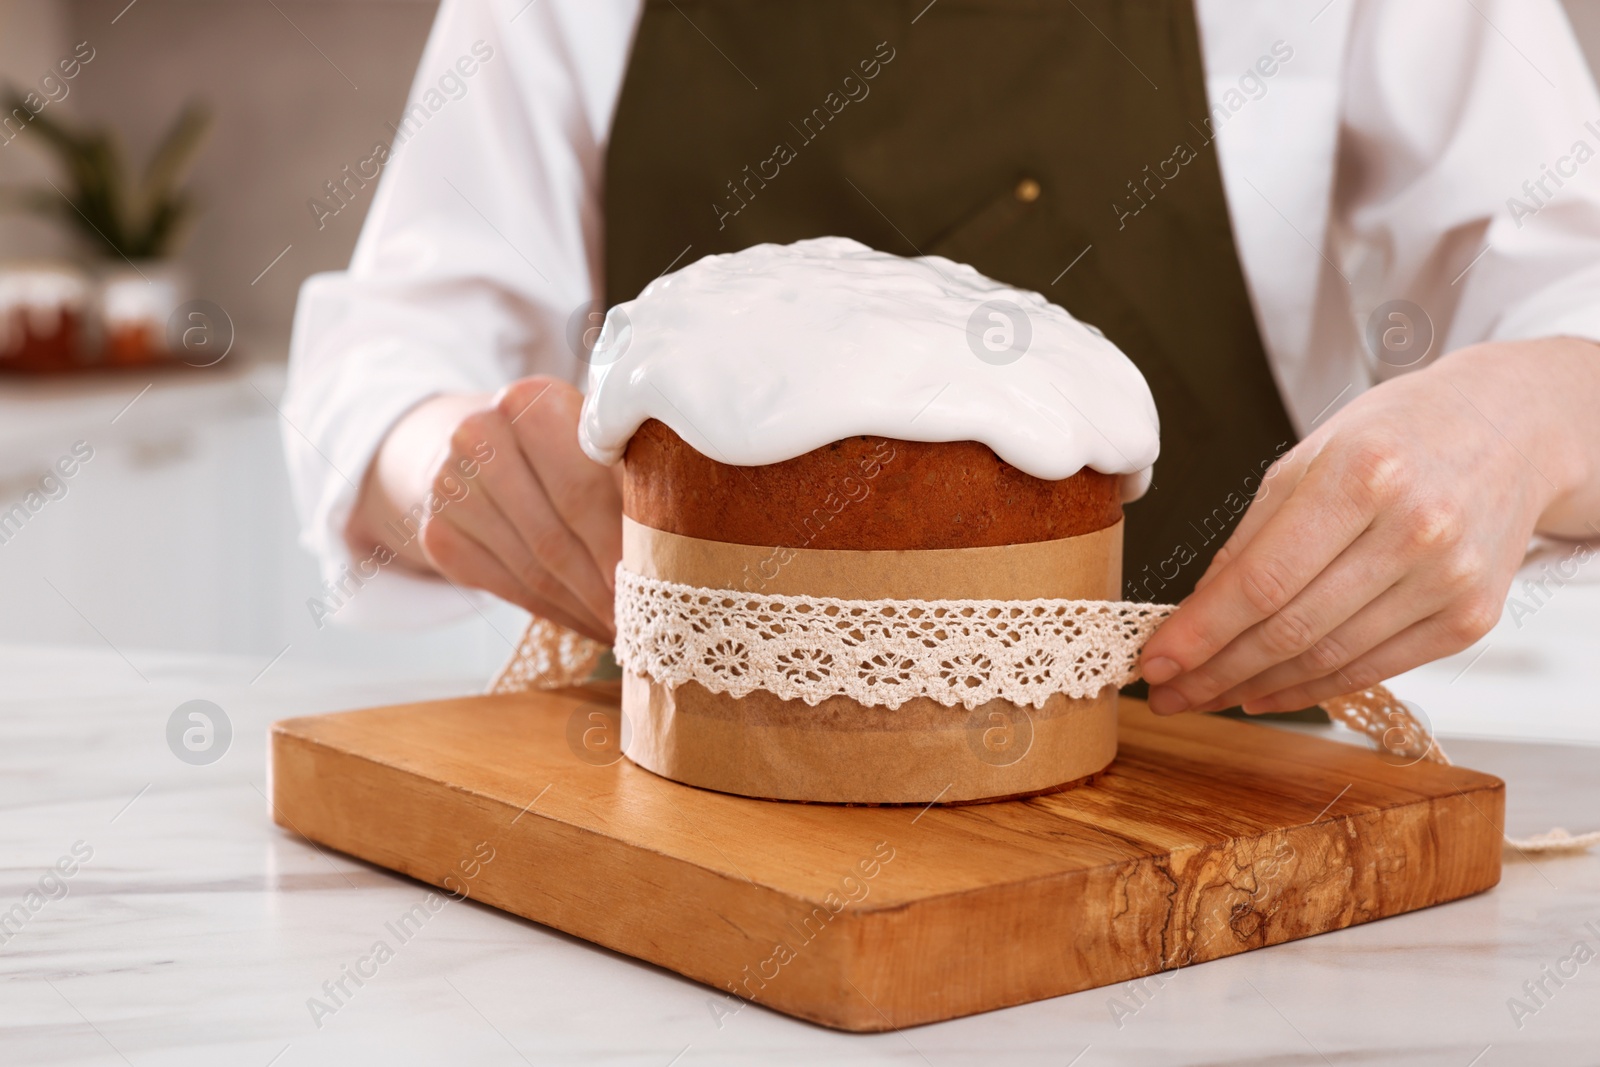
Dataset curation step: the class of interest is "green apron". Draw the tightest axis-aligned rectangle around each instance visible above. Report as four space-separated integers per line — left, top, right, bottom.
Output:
603 0 1298 602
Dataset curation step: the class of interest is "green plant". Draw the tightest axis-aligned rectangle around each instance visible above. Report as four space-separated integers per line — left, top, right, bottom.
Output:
0 92 211 260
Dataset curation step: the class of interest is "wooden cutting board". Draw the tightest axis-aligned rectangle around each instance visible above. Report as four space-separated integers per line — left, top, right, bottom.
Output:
269 686 1503 1031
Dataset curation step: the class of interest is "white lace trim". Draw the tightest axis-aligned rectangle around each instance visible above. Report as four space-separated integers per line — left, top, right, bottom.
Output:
612 566 1174 710
488 616 605 694
489 572 1598 850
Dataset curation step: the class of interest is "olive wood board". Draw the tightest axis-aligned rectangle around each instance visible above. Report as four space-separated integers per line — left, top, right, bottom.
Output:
268 685 1504 1032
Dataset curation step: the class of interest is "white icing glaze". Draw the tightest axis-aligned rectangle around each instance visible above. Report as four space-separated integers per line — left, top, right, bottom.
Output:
578 237 1159 494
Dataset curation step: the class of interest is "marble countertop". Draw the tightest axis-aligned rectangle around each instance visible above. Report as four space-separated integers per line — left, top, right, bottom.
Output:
2 643 1598 1066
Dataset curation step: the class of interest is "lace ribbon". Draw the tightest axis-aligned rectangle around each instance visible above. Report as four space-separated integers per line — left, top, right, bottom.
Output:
490 567 1593 853
488 615 606 695
612 567 1172 710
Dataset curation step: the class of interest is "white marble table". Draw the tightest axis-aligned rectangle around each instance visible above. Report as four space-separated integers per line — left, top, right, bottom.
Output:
2 643 1598 1066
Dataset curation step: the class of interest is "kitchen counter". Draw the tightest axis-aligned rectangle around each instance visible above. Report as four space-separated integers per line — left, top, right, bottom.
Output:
2 643 1597 1066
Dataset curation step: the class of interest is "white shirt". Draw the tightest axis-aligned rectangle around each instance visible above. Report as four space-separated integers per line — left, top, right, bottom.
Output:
284 0 1600 627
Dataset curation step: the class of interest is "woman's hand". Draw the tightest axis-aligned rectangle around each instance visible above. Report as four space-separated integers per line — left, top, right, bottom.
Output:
1138 337 1600 716
351 376 623 643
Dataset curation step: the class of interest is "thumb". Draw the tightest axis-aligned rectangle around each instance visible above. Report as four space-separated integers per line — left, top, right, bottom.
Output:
1192 444 1309 594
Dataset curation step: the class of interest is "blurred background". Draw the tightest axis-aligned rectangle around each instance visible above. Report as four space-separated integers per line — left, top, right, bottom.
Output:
1 0 1598 734
0 0 526 687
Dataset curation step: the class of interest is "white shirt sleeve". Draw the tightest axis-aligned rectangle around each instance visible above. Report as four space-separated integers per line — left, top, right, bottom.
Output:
1336 0 1600 369
1197 0 1600 433
281 0 642 627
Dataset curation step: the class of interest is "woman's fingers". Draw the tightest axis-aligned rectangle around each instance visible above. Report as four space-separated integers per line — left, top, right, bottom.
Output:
1190 444 1312 595
1191 572 1447 712
1141 443 1397 708
416 514 606 640
425 476 608 637
1138 341 1572 715
1153 522 1415 713
1164 474 1494 712
1236 604 1498 714
1154 477 1465 711
497 379 624 592
455 398 616 632
400 379 625 641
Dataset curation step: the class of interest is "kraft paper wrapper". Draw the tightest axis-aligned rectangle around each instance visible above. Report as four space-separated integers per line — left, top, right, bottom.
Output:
620 518 1124 804
622 518 1122 600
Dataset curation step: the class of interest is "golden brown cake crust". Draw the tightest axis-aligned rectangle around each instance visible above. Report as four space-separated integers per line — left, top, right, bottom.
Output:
621 419 1122 550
